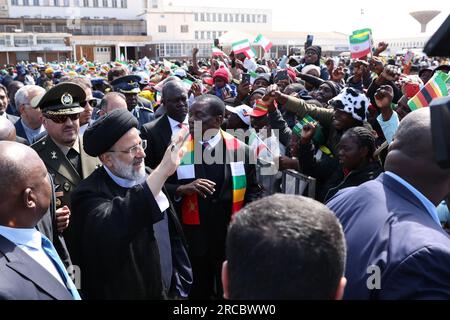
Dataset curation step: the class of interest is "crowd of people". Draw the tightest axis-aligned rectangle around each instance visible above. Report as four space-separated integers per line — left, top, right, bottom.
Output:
0 40 450 300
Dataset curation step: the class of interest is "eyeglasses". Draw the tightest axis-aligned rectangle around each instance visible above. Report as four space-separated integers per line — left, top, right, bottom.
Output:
80 99 98 108
108 140 147 156
44 113 80 124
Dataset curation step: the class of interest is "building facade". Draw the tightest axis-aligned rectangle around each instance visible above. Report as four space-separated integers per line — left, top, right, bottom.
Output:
0 0 150 64
143 0 272 59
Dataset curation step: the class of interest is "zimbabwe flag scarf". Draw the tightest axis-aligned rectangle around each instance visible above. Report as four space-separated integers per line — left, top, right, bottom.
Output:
176 130 247 225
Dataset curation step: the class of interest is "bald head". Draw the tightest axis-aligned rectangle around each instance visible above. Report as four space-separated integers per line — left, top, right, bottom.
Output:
388 108 432 160
0 116 16 141
385 107 450 205
161 78 184 99
0 141 51 227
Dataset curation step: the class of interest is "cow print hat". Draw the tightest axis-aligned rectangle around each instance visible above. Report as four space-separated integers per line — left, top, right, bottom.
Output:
329 87 369 122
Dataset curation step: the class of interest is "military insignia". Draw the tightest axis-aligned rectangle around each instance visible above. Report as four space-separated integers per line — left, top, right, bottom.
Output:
63 182 71 192
129 81 136 85
56 198 62 207
61 92 73 106
51 151 57 159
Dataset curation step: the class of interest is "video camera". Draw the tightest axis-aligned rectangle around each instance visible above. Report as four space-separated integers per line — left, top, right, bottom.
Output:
423 14 450 169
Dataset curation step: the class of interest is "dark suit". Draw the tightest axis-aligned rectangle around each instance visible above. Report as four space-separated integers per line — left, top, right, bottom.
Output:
0 235 73 300
140 114 182 198
14 119 27 142
179 136 261 299
31 135 101 256
70 166 188 299
327 173 450 299
5 113 19 124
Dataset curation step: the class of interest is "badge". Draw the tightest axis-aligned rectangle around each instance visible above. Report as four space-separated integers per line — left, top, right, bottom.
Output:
56 198 62 207
55 191 64 197
63 182 71 192
51 151 57 160
61 92 73 106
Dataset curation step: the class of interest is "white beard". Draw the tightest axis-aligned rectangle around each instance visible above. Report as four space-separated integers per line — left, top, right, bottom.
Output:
110 155 147 184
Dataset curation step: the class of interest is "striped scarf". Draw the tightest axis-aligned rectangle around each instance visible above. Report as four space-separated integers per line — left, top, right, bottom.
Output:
177 130 247 225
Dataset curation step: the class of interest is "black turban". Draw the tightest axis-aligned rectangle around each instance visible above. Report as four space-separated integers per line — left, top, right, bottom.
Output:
83 109 139 157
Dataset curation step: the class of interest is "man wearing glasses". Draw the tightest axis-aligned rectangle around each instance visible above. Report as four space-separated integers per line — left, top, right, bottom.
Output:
31 82 101 256
70 109 191 299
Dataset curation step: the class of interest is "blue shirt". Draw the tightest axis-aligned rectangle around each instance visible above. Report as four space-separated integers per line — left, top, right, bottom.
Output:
0 225 65 286
376 111 399 144
385 171 441 227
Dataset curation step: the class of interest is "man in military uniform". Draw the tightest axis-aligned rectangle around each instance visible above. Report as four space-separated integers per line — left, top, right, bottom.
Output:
31 82 101 255
110 75 154 128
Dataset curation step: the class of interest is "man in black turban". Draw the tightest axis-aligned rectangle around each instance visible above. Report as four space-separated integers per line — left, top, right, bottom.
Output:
70 109 192 299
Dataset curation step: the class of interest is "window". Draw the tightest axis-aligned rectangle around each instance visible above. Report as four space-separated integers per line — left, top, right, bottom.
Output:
206 13 210 22
218 31 223 37
93 0 98 7
228 14 231 22
151 0 158 8
103 0 108 7
212 13 216 22
158 25 166 33
200 13 204 21
180 25 188 33
235 14 239 22
207 31 211 40
11 0 18 5
74 0 80 5
121 0 126 8
201 31 204 40
53 0 59 6
83 0 89 6
34 0 39 5
252 14 255 23
195 31 198 40
103 24 110 35
246 14 250 23
23 0 30 5
262 15 267 23
240 14 245 22
113 24 123 34
257 14 261 23
218 13 222 22
212 31 216 40
112 0 117 8
194 13 198 21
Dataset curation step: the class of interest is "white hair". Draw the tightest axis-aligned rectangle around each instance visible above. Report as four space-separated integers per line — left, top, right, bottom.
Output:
14 85 46 110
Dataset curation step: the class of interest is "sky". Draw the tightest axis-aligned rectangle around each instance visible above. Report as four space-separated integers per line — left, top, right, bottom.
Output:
167 0 449 39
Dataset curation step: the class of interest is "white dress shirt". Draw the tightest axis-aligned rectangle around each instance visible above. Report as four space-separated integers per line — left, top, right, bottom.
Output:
0 225 65 286
167 115 188 138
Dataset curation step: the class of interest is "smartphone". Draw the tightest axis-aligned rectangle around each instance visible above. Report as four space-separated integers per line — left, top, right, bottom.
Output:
242 73 251 85
306 35 314 48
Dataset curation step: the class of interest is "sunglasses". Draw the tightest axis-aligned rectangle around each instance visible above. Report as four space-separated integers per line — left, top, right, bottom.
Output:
44 113 80 124
80 99 98 108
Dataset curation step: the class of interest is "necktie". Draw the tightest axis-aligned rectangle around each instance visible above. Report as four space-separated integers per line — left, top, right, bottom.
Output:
41 235 81 300
67 148 81 176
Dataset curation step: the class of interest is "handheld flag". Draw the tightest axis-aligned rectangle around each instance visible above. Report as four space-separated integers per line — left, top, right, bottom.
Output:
407 71 450 110
254 34 273 52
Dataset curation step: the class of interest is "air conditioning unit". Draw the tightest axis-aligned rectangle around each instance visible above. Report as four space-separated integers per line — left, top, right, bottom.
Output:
0 5 8 10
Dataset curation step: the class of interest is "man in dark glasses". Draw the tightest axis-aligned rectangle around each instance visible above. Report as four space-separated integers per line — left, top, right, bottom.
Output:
110 75 154 129
31 82 101 258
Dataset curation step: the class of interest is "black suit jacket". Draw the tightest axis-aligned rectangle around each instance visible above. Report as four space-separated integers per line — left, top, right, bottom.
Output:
0 235 73 300
140 114 181 197
14 119 27 142
70 166 174 300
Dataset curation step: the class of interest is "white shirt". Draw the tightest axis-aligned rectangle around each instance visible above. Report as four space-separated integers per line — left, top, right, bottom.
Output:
167 115 188 138
199 131 221 150
0 225 65 286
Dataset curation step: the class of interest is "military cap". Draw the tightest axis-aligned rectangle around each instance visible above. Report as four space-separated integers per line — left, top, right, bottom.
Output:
36 82 86 115
83 108 139 157
110 75 141 94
